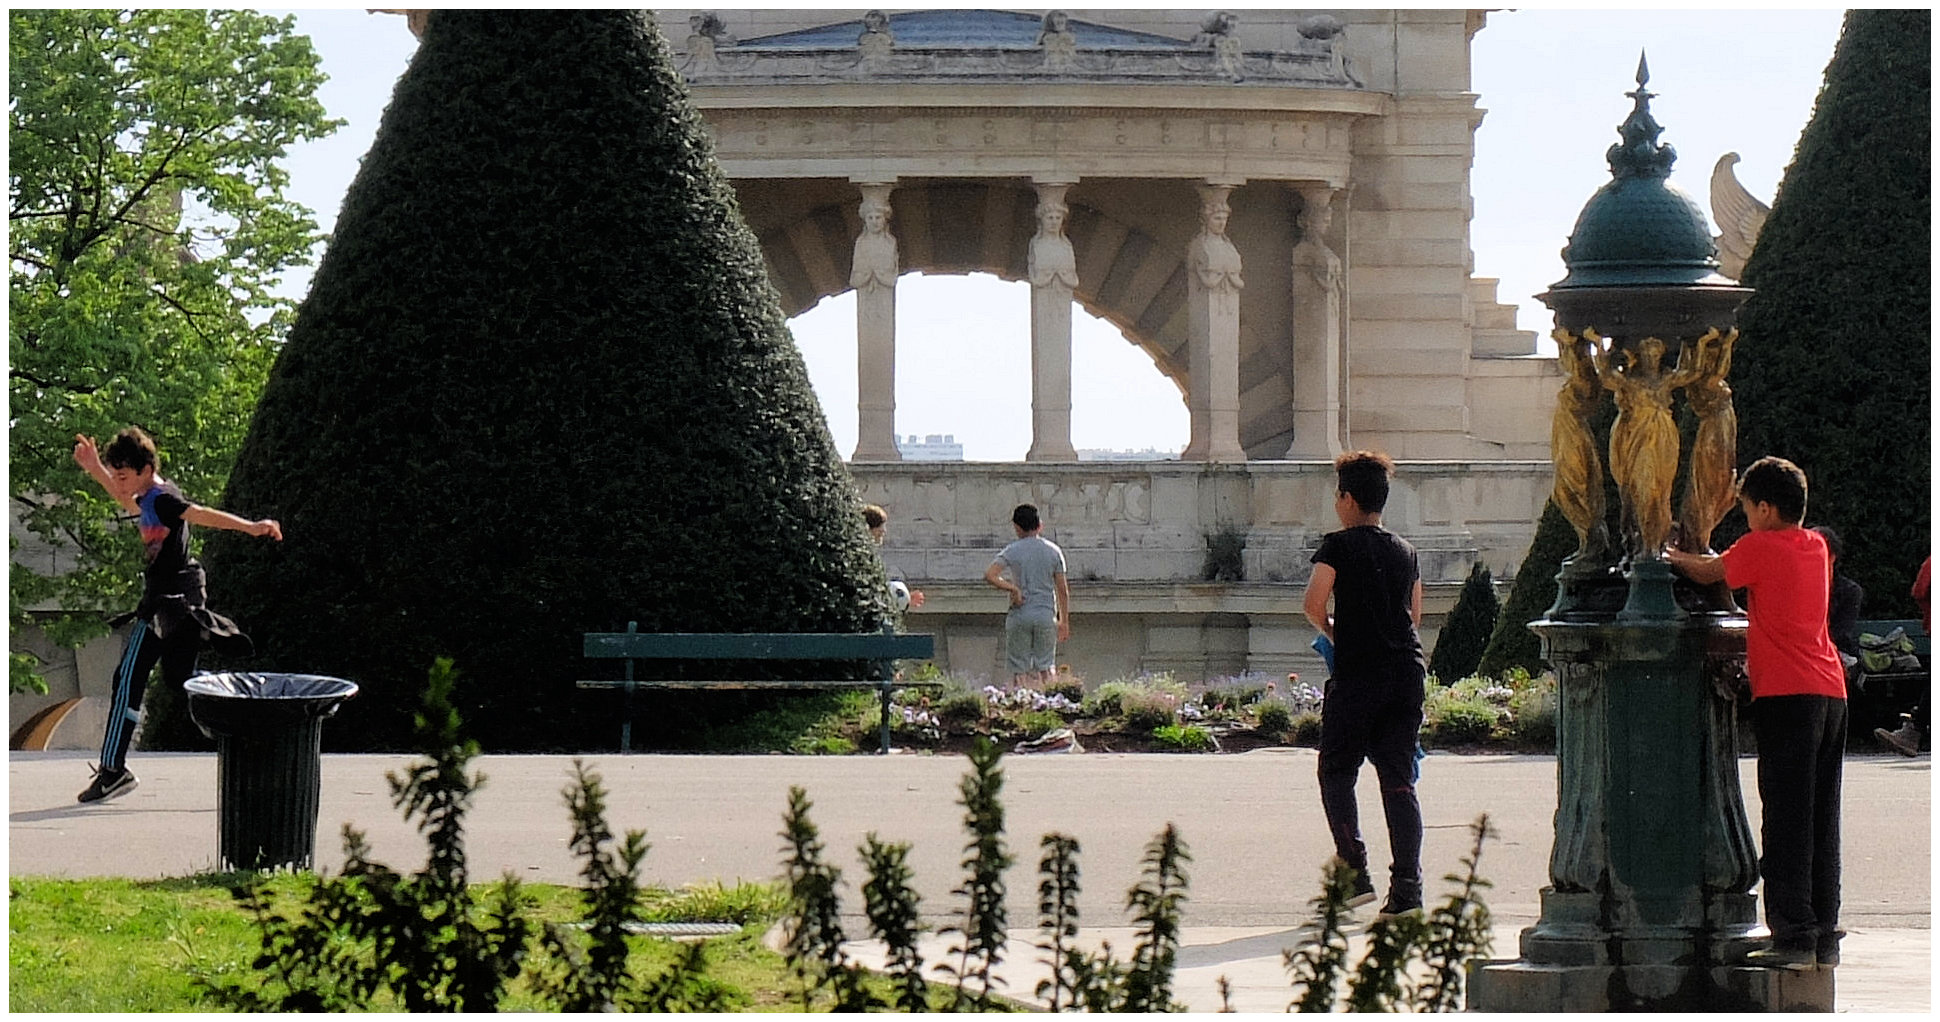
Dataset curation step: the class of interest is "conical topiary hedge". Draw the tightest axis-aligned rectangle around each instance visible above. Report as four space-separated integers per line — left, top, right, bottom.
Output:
187 11 888 751
1430 561 1500 683
1726 8 1930 616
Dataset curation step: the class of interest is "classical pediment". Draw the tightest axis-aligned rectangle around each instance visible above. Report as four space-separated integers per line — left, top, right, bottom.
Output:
678 9 1361 87
741 9 1184 50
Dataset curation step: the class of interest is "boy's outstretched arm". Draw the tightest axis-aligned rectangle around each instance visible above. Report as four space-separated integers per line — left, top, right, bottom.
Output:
72 434 139 515
1666 549 1726 584
182 504 283 541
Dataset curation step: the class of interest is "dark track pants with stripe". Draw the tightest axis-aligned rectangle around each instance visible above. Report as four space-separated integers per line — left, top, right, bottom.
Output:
99 618 199 773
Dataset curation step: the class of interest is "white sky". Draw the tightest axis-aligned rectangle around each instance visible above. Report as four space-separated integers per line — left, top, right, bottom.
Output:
270 7 1845 461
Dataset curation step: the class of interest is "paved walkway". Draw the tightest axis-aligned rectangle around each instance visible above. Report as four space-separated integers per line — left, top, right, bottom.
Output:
10 748 1929 1012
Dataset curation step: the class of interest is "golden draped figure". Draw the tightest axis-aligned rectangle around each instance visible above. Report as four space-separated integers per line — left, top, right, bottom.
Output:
1677 328 1739 553
1594 333 1700 560
1550 329 1609 560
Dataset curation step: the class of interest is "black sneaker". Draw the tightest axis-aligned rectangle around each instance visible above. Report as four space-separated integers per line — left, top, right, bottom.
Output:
77 765 138 804
1344 872 1377 909
1373 892 1423 921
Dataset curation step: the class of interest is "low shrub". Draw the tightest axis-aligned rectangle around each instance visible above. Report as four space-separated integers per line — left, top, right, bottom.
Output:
1008 709 1068 740
1151 723 1216 753
1254 700 1292 735
1290 712 1323 746
1507 676 1557 748
933 689 985 728
1044 672 1085 704
1425 700 1498 746
1121 689 1178 731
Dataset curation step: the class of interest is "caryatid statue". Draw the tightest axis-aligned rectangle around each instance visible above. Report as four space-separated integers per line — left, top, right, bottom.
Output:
1550 328 1609 561
1676 327 1739 553
850 185 901 460
1181 185 1246 462
1026 183 1079 461
1286 186 1344 458
1593 332 1700 560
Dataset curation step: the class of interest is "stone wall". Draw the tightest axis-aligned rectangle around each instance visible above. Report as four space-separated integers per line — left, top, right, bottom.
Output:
854 459 1550 684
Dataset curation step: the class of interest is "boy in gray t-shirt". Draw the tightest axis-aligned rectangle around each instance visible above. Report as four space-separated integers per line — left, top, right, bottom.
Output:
985 503 1071 687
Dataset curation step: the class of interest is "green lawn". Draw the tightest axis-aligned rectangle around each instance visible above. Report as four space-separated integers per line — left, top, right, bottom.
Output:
7 874 820 1012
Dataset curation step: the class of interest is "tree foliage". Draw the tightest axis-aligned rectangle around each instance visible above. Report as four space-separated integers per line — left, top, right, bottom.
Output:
8 8 339 692
1728 8 1931 616
1430 561 1500 683
197 10 887 750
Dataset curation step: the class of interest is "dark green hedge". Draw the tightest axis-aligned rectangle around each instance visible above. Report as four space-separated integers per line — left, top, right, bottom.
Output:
1478 500 1577 678
186 11 887 751
1431 561 1499 682
1729 9 1930 616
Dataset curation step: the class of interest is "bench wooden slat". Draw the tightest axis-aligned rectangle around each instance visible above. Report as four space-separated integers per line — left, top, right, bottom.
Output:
584 631 934 660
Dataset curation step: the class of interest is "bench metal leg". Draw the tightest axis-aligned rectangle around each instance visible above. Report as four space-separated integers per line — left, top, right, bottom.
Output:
878 684 892 755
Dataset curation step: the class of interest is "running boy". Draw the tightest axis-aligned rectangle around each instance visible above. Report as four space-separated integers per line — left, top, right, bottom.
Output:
1303 450 1427 917
1668 456 1847 968
71 428 282 803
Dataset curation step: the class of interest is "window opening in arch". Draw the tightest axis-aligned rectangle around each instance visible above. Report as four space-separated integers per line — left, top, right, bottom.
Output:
788 272 1186 462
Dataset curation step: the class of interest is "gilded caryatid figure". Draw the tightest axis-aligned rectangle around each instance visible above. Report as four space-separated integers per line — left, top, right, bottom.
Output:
1594 333 1700 560
1677 327 1739 553
1551 328 1609 561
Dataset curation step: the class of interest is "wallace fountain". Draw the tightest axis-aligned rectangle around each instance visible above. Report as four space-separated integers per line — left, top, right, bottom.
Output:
1466 58 1832 1012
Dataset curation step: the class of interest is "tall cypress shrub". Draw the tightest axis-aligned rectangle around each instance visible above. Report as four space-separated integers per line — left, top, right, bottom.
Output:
1477 501 1577 678
189 11 888 750
1430 562 1500 683
1727 9 1930 616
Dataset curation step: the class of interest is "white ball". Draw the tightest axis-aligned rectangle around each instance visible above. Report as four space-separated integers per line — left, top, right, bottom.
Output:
888 581 912 612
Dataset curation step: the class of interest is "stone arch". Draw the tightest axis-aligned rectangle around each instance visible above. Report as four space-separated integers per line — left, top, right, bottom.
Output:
739 177 1197 396
737 176 1308 454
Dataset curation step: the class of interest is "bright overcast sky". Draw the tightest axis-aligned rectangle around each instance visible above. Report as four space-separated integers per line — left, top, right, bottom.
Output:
270 7 1845 461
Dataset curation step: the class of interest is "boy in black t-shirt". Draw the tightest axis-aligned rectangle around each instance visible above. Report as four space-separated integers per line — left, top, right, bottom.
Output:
71 428 283 803
1302 450 1427 917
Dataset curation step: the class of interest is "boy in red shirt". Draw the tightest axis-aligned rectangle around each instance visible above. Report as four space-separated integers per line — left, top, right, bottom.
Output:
1669 456 1847 969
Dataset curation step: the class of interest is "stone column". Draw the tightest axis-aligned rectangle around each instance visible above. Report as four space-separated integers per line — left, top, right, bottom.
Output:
1180 183 1247 462
1286 185 1345 459
850 182 902 461
1026 180 1079 461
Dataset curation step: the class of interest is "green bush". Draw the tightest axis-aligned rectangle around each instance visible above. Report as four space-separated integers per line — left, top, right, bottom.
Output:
1508 677 1558 748
1120 690 1178 731
1007 709 1068 740
1151 724 1216 753
197 10 889 752
1044 673 1085 704
1424 699 1499 746
1290 712 1323 746
933 688 986 728
1431 563 1500 684
1729 9 1930 617
1479 501 1578 679
1254 700 1292 735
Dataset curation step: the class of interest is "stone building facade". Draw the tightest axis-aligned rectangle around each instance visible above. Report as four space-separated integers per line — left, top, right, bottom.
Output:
663 8 1559 684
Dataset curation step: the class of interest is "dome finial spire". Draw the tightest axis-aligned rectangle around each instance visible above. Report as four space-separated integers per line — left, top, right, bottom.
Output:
1608 53 1674 180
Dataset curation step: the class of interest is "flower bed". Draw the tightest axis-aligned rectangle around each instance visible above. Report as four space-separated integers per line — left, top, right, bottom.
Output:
809 665 1557 755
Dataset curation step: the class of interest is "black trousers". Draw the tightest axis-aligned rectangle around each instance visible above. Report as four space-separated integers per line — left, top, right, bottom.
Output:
98 618 199 773
1751 694 1846 953
1317 662 1426 895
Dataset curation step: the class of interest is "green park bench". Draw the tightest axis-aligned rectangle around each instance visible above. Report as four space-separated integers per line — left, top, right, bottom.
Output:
578 622 937 754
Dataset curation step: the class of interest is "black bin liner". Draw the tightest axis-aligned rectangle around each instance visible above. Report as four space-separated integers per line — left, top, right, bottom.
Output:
185 672 358 871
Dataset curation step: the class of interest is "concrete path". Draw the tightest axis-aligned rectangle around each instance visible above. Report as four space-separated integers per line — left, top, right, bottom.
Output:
10 747 1929 1011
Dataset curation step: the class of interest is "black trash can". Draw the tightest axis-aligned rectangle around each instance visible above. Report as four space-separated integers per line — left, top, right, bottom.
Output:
185 672 359 871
